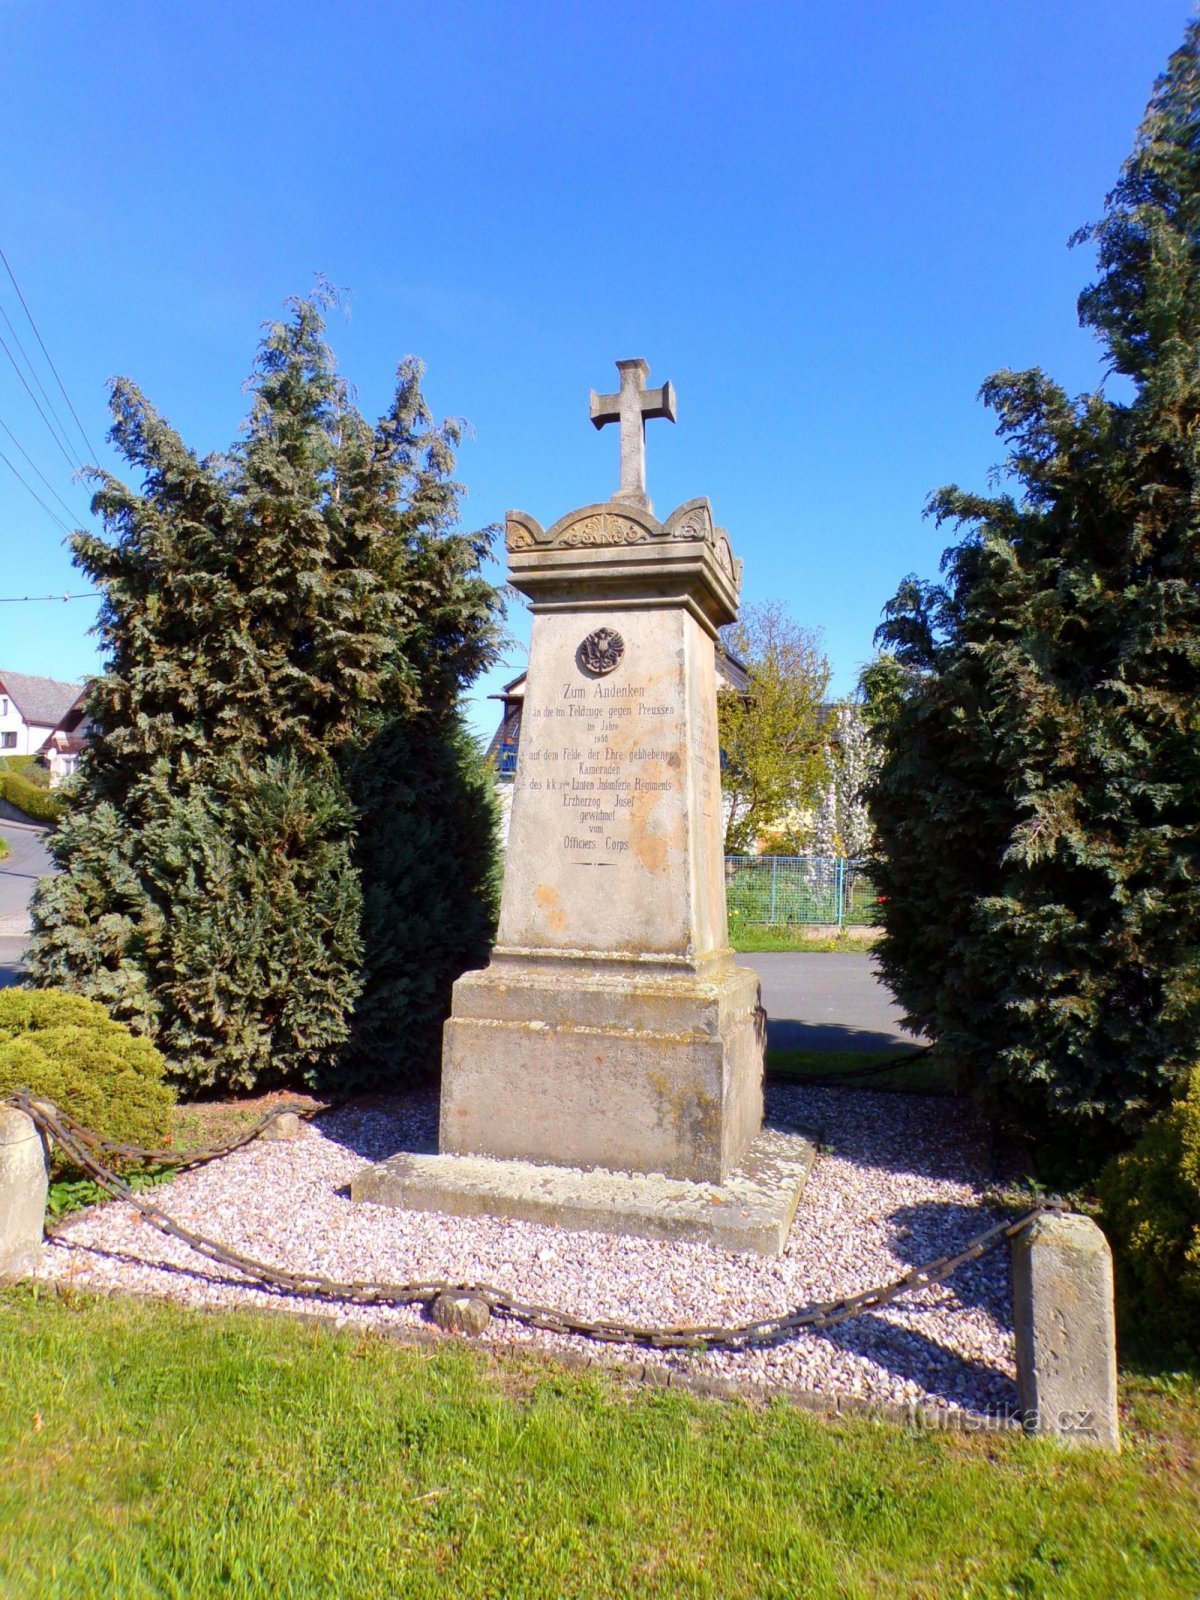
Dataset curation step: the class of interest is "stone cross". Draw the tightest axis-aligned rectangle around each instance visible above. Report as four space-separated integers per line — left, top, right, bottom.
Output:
589 358 676 511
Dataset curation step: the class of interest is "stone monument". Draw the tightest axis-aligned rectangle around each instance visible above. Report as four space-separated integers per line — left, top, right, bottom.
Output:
353 360 815 1253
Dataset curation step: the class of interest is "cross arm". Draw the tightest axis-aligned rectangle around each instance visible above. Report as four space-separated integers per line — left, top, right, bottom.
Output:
589 379 677 428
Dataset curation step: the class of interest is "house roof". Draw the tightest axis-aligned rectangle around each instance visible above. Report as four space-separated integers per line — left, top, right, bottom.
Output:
488 670 528 705
0 670 85 728
715 642 749 693
42 730 87 754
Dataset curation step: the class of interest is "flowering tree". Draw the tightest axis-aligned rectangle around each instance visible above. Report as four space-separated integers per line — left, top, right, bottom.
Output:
813 703 880 858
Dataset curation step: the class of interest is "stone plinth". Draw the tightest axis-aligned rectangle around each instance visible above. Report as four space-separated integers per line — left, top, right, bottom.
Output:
353 1117 817 1256
442 955 762 1183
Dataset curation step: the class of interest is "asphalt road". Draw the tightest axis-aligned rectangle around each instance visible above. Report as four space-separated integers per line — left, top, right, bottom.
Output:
741 951 919 1053
0 819 54 988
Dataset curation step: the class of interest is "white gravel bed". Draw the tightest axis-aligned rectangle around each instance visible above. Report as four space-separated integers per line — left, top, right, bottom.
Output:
38 1084 1018 1416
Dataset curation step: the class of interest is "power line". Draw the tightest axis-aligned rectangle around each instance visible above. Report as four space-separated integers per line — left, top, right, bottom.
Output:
0 444 72 534
0 299 81 470
0 414 84 524
0 326 79 474
0 245 99 463
0 591 98 603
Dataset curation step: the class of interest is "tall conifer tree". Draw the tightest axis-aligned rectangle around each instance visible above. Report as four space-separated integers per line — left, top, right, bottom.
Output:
870 25 1200 1136
29 293 501 1092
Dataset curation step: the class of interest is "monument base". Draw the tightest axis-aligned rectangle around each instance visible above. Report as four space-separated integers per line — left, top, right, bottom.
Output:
350 1116 817 1257
439 952 765 1184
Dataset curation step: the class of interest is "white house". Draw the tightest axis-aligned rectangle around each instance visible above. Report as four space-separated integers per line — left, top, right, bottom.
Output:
0 670 89 781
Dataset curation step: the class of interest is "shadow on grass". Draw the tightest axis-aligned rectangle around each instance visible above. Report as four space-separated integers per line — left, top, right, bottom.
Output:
766 1043 954 1095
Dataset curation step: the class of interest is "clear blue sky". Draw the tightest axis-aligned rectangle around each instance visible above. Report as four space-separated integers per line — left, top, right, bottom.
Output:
0 0 1189 739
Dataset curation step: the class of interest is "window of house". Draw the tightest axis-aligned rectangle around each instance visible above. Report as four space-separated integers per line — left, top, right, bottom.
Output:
0 697 8 716
1 731 16 749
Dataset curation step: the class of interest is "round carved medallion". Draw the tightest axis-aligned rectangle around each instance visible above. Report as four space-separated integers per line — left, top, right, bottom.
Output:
577 627 625 676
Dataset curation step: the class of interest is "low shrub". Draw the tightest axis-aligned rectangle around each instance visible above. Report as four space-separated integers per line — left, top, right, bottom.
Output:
0 770 66 824
0 754 52 787
0 989 175 1173
1098 1067 1200 1347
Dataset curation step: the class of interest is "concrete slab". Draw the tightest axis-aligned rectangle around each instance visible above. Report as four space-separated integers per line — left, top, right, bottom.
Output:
351 1114 817 1256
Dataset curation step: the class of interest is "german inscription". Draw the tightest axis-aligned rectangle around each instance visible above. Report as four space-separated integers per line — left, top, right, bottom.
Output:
523 643 680 862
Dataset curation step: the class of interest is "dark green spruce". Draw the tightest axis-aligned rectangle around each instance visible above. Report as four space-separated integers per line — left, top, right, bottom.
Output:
869 24 1200 1139
28 292 502 1093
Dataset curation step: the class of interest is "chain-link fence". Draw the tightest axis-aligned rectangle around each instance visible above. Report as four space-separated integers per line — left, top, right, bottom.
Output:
725 855 881 928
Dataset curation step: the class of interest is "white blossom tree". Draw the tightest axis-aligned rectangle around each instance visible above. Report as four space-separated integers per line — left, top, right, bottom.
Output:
813 703 880 859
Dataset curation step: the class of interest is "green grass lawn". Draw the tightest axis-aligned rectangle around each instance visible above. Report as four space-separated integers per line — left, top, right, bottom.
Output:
766 1046 954 1095
2 1288 1198 1598
730 924 879 954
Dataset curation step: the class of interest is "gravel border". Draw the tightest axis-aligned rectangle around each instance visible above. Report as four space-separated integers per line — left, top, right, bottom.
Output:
37 1083 1023 1420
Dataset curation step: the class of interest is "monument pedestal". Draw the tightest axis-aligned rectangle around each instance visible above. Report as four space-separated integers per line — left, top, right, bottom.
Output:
353 365 814 1255
441 951 763 1183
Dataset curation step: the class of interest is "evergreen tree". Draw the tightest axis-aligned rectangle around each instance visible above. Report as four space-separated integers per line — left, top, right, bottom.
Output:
341 715 500 1091
869 24 1200 1137
29 292 501 1093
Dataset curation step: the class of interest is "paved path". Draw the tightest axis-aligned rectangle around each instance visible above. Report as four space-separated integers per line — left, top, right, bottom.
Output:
741 951 919 1053
0 819 54 987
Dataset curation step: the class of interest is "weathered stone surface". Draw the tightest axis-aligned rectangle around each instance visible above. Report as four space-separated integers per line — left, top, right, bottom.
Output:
353 1117 817 1256
588 357 675 512
0 1106 49 1283
438 476 763 1187
442 958 763 1183
260 1111 302 1142
430 1292 492 1336
1012 1211 1120 1451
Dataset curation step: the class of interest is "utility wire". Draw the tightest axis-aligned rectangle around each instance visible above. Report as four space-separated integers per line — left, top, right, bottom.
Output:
0 326 79 474
0 445 72 534
0 591 98 603
0 299 81 471
0 415 83 524
0 245 99 463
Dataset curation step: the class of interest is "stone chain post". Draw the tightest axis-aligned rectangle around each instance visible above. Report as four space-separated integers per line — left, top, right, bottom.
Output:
0 1106 50 1283
1012 1211 1120 1451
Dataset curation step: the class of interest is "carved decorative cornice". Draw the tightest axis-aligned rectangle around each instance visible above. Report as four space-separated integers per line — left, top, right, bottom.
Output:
504 498 742 591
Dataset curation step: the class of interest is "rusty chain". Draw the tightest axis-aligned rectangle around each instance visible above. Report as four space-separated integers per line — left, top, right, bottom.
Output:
8 1092 1064 1353
40 1107 326 1171
44 1099 337 1172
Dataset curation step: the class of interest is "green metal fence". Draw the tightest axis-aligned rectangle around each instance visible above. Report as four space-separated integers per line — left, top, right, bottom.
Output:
725 855 881 928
